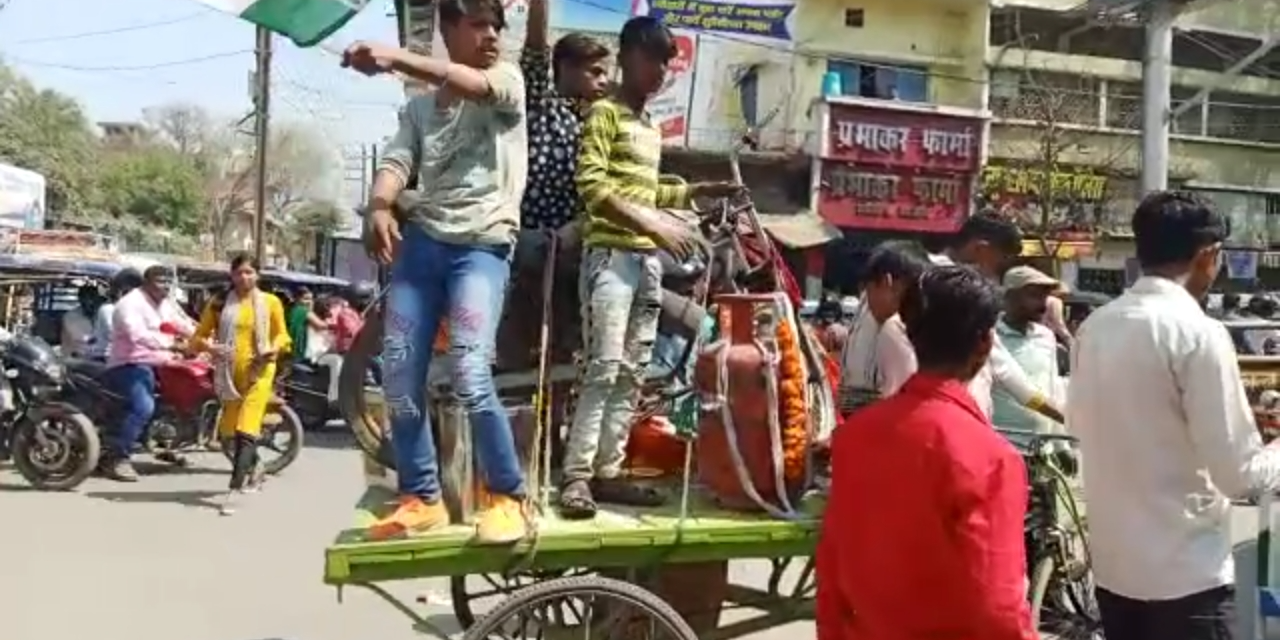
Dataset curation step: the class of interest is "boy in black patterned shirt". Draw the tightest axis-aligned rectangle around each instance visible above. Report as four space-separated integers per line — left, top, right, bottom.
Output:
519 0 610 231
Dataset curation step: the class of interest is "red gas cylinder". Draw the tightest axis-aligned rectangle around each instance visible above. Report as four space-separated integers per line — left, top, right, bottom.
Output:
694 293 806 515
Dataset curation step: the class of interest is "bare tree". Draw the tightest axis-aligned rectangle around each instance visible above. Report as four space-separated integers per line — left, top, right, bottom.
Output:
142 103 213 157
988 62 1140 257
141 103 332 257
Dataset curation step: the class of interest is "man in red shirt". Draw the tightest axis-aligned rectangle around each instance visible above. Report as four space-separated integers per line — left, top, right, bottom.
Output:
817 265 1036 640
329 283 373 354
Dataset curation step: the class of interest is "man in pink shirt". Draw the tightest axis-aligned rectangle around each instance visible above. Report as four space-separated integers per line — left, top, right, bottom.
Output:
101 266 194 481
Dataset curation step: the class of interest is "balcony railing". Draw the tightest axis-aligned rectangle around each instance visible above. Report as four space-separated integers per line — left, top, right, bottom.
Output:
990 69 1280 145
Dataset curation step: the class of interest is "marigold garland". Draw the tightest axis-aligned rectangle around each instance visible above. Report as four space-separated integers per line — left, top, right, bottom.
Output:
775 317 808 483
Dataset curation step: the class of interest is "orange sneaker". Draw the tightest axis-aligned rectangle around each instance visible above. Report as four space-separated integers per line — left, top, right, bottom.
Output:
474 494 529 545
367 496 449 541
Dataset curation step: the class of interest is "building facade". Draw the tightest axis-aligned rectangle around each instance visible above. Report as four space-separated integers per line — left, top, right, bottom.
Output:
986 0 1280 292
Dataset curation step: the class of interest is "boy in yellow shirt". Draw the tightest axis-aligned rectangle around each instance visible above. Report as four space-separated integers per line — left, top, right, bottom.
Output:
559 15 741 518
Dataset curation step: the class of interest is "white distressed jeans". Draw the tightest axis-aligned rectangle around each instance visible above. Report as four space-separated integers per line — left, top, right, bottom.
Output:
562 247 663 482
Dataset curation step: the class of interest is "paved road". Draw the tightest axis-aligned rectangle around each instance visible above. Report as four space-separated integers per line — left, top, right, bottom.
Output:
3 432 1278 640
0 432 806 640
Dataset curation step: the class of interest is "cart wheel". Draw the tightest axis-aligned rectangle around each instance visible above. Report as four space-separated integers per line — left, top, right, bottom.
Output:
464 575 699 640
450 568 592 629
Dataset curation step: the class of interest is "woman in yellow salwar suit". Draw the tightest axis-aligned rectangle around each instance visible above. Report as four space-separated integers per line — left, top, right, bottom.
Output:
192 253 290 515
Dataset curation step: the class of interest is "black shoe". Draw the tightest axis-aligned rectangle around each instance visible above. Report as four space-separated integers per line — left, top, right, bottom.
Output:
98 457 139 482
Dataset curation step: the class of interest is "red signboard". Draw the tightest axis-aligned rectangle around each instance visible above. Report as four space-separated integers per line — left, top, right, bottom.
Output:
818 163 973 233
825 104 982 172
817 102 985 233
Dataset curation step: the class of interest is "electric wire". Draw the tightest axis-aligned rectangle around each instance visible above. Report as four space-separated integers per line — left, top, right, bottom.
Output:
11 10 212 45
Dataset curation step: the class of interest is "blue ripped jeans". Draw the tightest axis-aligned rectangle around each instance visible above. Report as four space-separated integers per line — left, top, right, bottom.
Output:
382 224 524 501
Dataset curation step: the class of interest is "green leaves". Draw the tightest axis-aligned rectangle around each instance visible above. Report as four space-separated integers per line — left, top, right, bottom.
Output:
0 59 99 214
0 62 338 264
97 146 205 234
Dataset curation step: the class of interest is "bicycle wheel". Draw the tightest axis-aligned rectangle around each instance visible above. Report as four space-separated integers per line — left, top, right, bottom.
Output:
1030 554 1103 640
464 575 699 640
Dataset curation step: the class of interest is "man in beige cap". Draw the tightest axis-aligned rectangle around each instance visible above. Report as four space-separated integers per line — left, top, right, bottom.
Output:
992 266 1065 438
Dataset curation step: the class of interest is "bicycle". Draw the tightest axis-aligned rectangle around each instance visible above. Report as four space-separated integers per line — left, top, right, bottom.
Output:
998 428 1103 640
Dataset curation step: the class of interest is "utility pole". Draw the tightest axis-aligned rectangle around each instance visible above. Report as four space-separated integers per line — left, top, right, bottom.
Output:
252 25 273 266
1140 0 1176 194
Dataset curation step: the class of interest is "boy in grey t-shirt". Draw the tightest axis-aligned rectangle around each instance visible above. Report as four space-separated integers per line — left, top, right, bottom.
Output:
341 0 530 545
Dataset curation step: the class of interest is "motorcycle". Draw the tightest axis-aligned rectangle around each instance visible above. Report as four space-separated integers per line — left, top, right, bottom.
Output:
280 354 380 430
0 333 100 491
64 356 306 476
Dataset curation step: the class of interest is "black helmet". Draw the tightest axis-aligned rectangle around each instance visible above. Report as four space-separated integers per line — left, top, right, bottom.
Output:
347 281 377 307
111 267 144 297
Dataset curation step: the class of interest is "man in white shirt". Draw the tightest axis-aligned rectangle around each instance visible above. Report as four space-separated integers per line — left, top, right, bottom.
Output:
839 240 930 413
991 266 1063 442
931 213 1064 423
61 285 101 358
1069 191 1280 640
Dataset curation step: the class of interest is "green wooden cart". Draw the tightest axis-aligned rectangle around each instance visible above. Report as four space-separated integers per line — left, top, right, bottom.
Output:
324 482 822 640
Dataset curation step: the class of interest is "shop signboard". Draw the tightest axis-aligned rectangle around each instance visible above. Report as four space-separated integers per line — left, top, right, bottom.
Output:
815 101 984 233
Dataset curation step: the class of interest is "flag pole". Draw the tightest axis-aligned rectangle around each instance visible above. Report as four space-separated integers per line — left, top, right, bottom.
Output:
253 25 273 266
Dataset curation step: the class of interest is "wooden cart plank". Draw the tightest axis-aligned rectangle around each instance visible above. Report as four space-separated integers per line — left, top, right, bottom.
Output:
324 486 822 585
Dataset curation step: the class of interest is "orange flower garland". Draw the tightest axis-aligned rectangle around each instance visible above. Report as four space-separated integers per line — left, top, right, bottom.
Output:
775 317 808 483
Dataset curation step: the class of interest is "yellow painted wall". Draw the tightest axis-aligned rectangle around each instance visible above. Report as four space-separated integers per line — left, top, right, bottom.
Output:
686 0 989 152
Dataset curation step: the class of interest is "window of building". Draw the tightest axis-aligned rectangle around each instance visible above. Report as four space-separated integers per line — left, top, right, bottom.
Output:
826 59 928 102
844 8 865 28
1207 91 1280 144
989 70 1098 126
738 67 759 126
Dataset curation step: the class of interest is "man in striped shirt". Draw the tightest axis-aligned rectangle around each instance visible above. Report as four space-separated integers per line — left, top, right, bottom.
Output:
559 16 741 519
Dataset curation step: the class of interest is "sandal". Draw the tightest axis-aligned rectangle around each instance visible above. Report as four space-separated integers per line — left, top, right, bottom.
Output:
558 479 598 520
591 477 667 507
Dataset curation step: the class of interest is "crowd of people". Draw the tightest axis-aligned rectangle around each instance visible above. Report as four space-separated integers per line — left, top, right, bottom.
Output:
56 256 371 516
818 191 1277 640
154 0 1275 635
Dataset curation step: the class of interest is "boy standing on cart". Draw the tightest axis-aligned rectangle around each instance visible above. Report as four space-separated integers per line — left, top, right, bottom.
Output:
342 0 530 545
559 16 742 519
518 0 610 232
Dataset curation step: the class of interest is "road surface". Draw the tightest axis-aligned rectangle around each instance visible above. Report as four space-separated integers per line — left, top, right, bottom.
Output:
0 432 811 640
3 432 1278 640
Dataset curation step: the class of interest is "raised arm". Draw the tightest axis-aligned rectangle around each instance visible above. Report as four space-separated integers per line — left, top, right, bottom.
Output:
521 0 551 102
1183 322 1280 498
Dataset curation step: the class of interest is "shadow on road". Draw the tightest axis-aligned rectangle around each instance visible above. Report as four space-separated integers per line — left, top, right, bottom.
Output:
86 489 225 511
421 612 464 637
302 428 357 451
0 481 41 492
134 460 226 477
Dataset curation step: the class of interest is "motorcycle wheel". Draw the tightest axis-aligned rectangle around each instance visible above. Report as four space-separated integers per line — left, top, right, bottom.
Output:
340 309 395 471
231 404 303 476
10 405 100 491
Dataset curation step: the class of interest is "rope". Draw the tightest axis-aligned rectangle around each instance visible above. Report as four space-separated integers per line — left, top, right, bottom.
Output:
705 337 802 520
755 329 796 515
506 231 559 576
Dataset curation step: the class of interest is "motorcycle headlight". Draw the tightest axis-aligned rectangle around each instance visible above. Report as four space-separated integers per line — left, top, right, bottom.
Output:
40 361 64 383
